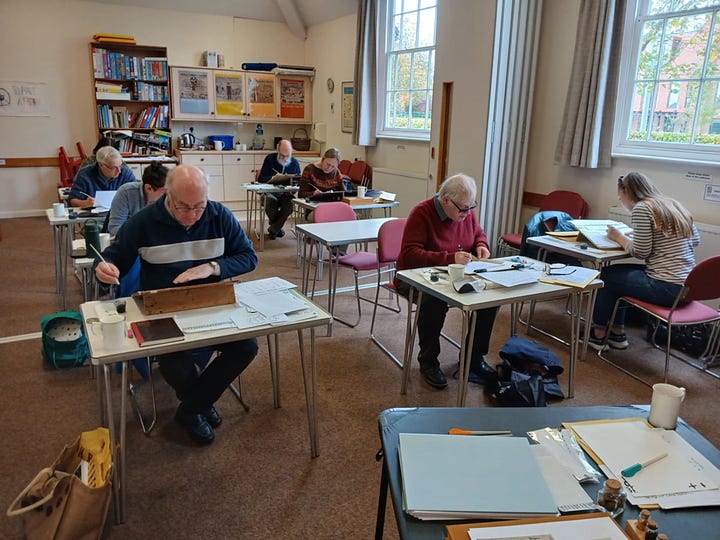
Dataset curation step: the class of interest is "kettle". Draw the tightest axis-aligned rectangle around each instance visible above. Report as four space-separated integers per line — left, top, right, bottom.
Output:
178 132 196 149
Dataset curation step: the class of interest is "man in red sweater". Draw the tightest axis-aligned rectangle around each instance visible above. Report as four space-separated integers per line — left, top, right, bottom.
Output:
395 173 498 389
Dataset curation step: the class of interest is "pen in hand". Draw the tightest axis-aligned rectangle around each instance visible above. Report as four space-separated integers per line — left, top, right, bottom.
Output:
89 244 120 285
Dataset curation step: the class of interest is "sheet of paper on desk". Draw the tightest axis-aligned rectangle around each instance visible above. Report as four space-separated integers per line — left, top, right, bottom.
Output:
175 305 244 332
531 445 596 513
479 269 542 287
467 515 629 540
93 190 116 211
237 288 307 318
234 277 296 296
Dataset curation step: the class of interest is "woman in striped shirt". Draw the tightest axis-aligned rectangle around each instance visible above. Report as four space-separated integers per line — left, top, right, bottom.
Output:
589 172 700 351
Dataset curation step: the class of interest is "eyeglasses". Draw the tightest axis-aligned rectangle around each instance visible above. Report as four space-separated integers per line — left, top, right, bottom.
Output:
448 198 478 213
545 263 576 276
100 162 122 173
173 202 206 214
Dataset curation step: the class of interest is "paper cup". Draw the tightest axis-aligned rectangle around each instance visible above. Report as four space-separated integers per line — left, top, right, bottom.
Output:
648 383 686 429
53 202 66 217
448 263 465 282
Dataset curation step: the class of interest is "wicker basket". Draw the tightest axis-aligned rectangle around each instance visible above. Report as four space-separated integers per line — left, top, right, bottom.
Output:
291 128 311 151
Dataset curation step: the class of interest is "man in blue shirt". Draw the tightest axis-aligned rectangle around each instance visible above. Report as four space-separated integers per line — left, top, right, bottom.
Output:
256 139 300 239
68 146 136 208
95 164 259 445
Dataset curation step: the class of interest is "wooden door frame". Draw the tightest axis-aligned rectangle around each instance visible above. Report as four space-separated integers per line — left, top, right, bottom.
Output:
436 81 453 191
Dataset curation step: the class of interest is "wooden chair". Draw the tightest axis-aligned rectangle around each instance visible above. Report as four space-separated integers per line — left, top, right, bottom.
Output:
76 141 88 161
347 160 373 188
58 146 83 188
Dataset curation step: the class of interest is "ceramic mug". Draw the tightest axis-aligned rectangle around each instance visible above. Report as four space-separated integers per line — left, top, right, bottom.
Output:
237 143 247 151
214 141 225 151
357 186 367 198
53 202 66 217
93 314 126 349
448 263 465 282
648 383 686 429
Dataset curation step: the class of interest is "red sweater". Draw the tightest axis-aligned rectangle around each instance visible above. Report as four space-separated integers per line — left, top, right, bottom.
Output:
396 196 489 274
298 163 344 198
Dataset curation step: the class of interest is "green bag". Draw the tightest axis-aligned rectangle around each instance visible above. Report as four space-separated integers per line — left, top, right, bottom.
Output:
41 311 89 369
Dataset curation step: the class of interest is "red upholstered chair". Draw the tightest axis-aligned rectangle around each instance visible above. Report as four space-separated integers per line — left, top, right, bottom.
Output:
497 190 589 256
347 160 372 188
338 159 352 176
599 255 720 385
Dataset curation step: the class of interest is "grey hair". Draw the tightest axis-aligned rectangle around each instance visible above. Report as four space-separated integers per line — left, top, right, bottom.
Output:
96 146 122 164
438 173 477 201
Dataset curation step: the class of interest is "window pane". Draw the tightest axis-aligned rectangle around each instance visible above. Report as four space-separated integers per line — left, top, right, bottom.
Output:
420 0 435 8
392 14 402 51
404 0 419 12
410 91 430 128
696 80 720 139
709 16 720 77
629 81 656 140
649 81 698 142
412 51 430 89
400 12 418 49
660 14 710 80
638 20 662 80
417 7 436 47
392 0 402 16
649 0 718 14
388 91 411 128
389 53 412 90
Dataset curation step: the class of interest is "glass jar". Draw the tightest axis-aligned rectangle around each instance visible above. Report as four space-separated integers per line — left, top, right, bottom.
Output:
596 478 627 517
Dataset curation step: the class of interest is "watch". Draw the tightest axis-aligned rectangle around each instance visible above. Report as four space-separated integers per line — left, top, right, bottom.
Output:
326 78 335 93
209 260 220 274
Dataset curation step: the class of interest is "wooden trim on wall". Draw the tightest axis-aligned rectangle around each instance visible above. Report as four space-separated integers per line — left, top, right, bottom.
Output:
0 157 59 168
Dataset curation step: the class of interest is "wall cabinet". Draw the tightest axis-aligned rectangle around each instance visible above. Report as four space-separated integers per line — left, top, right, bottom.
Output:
170 66 312 124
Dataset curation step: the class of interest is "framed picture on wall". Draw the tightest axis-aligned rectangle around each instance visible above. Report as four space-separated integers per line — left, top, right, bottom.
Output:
341 81 354 133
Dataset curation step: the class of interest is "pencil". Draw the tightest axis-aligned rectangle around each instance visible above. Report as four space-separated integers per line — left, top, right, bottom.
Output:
89 244 119 285
448 428 513 436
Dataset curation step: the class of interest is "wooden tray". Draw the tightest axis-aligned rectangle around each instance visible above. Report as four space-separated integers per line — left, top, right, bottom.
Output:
132 281 235 314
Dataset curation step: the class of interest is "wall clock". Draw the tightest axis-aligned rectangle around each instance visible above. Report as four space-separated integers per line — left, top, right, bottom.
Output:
326 78 335 93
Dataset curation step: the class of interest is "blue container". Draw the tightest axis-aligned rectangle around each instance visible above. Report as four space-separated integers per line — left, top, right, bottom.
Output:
208 135 234 150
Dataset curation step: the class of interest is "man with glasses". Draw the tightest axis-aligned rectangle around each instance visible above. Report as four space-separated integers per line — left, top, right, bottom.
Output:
95 165 259 445
395 173 499 389
68 146 135 208
257 139 301 239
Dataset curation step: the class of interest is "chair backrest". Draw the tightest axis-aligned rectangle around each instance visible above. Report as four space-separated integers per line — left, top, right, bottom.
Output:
347 160 372 188
58 146 83 188
338 159 352 175
312 201 357 223
76 141 88 160
539 190 589 219
684 255 720 302
377 218 407 264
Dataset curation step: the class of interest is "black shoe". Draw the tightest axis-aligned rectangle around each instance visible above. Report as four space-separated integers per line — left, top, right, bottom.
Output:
175 405 215 445
452 359 497 385
200 406 222 428
421 366 448 389
268 229 278 240
276 229 286 238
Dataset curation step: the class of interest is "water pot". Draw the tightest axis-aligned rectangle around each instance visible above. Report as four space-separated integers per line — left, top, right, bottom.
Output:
84 219 101 258
178 132 196 148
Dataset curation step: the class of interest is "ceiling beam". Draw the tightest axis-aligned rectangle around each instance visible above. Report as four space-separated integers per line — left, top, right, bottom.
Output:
275 0 307 40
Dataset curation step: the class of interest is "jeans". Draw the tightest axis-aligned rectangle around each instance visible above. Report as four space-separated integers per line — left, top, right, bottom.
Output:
397 281 498 374
593 264 683 328
265 193 294 234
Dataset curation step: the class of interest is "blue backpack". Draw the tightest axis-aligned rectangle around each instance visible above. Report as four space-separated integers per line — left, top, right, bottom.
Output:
41 311 89 369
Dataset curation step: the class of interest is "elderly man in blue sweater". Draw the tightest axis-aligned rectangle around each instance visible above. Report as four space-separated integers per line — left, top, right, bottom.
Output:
95 164 259 444
68 146 136 208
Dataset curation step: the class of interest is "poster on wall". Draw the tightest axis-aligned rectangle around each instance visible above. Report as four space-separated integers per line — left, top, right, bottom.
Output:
215 73 245 116
176 70 210 115
246 73 276 118
341 81 354 133
279 78 305 119
0 81 49 116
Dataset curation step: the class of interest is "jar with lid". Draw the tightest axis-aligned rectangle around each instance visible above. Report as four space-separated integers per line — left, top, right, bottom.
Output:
596 478 627 517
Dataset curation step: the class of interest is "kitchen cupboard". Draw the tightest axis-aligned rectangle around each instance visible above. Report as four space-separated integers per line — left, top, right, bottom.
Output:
178 153 224 201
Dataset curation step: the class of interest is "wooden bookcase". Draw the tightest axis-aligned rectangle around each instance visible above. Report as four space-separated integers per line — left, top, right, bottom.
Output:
89 42 171 155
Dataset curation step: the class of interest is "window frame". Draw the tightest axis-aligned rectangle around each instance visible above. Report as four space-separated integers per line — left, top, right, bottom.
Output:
612 0 720 165
376 0 437 141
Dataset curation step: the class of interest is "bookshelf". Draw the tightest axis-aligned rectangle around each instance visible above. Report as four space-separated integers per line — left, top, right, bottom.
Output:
89 42 171 155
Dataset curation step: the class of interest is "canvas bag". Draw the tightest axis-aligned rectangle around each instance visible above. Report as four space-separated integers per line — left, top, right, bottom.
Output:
41 311 89 369
7 428 112 540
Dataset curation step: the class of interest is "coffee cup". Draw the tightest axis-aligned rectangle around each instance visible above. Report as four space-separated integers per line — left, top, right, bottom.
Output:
214 140 225 151
99 233 111 251
448 263 465 282
93 314 126 349
648 383 686 429
237 143 247 151
53 202 66 217
357 185 367 198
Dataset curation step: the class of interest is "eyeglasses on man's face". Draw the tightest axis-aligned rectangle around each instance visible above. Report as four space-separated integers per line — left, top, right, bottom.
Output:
173 203 206 214
448 198 478 213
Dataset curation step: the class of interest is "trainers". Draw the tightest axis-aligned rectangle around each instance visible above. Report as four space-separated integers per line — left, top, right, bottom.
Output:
421 366 448 389
608 332 629 350
587 328 609 352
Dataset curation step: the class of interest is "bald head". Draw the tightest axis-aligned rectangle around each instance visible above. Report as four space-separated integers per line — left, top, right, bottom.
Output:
166 165 210 227
277 139 293 166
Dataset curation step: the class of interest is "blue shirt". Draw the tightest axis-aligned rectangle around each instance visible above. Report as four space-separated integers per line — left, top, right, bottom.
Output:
257 153 300 183
68 163 136 202
107 181 145 236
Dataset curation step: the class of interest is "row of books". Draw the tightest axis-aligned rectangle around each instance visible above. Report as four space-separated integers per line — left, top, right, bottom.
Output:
95 82 167 102
91 46 167 81
112 137 169 154
97 104 169 129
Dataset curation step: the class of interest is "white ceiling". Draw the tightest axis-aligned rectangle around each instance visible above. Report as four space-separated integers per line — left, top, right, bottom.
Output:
90 0 358 29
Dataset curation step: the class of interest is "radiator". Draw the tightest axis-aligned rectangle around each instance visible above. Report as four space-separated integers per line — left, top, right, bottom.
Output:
373 168 429 218
608 206 720 263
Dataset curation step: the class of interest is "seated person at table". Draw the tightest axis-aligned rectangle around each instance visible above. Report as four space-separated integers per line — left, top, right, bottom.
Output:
588 171 700 351
68 146 136 208
395 173 499 389
79 136 113 169
94 165 259 445
297 147 346 200
257 139 301 240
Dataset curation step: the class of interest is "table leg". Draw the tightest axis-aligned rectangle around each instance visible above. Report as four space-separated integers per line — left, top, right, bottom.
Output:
258 193 266 252
457 312 477 408
268 334 281 408
102 364 124 524
567 291 580 399
298 328 320 457
52 224 63 293
374 455 389 540
119 361 127 522
400 288 422 395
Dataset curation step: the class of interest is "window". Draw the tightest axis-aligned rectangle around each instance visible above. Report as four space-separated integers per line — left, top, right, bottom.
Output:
377 0 437 140
613 0 720 164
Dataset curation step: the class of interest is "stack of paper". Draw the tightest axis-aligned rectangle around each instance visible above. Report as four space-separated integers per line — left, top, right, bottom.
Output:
569 219 633 250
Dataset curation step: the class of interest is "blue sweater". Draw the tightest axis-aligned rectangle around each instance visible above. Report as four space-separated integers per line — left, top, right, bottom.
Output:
257 153 300 183
68 162 136 202
98 194 257 290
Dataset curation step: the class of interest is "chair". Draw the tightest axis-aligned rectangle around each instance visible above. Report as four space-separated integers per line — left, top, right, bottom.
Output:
338 159 352 176
58 146 83 189
599 255 720 386
347 160 373 188
497 190 589 257
76 141 88 161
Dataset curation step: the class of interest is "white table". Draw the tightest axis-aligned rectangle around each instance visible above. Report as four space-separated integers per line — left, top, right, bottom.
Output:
244 183 300 252
295 217 397 335
396 265 603 406
80 286 331 524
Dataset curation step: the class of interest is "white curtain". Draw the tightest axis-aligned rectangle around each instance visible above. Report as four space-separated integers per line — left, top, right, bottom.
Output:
353 0 377 147
554 0 626 168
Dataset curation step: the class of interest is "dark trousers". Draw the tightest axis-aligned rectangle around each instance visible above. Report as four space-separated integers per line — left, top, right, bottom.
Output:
397 281 498 373
158 338 258 413
265 193 294 234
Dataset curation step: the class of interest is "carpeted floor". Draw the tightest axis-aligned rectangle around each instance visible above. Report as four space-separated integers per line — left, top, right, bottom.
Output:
0 216 718 539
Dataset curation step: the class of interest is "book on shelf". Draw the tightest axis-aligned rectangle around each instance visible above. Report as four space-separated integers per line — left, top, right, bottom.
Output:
130 317 184 347
96 91 131 100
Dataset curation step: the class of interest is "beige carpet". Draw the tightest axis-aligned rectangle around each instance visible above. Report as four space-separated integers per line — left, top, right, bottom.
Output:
1 216 718 539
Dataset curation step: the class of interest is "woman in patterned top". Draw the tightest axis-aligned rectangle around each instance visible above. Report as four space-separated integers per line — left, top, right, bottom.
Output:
298 147 346 198
589 172 700 351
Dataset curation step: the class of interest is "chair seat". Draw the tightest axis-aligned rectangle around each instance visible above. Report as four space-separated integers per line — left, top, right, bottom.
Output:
337 251 379 271
625 296 720 324
500 232 522 248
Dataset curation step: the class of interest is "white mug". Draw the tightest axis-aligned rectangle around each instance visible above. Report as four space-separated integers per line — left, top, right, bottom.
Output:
53 202 66 217
237 143 247 151
99 233 111 251
648 383 686 429
448 263 465 282
93 314 126 349
357 185 367 198
214 140 225 151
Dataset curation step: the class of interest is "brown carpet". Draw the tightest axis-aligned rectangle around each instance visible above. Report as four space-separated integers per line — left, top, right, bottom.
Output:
1 216 718 539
